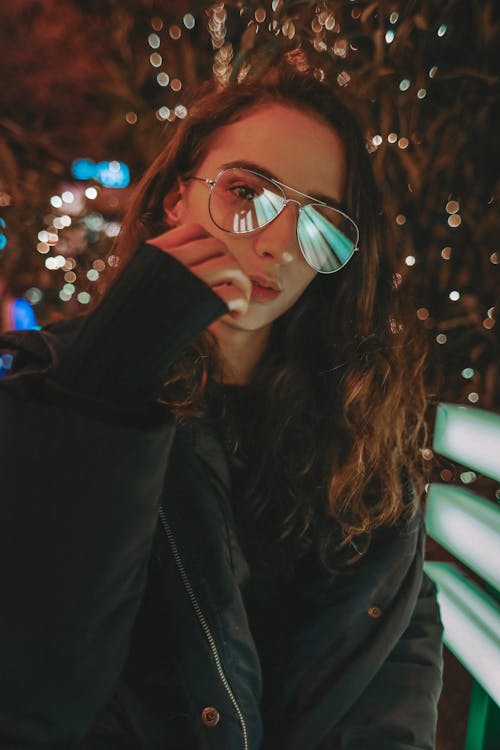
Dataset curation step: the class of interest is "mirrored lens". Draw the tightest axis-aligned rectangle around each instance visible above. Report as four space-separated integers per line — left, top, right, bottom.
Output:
209 168 284 233
298 203 358 273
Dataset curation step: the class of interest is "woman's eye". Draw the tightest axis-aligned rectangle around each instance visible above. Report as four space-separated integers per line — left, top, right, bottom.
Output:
230 184 257 201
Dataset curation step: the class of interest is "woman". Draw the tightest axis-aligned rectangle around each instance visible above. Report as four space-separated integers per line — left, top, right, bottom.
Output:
0 52 442 749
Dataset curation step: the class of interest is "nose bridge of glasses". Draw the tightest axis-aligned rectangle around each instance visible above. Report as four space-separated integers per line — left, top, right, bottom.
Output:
283 196 302 211
274 197 301 231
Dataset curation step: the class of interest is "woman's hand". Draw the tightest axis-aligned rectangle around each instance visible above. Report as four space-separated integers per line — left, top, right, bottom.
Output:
148 223 251 319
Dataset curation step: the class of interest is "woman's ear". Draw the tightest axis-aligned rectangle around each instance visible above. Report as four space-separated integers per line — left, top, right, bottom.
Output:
162 179 186 227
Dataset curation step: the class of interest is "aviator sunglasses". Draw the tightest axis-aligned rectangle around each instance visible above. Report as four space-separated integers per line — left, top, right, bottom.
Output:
190 166 360 274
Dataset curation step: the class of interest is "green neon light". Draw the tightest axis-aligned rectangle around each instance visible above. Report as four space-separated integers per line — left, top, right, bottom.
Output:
426 484 500 591
465 681 500 750
424 562 500 707
434 403 500 482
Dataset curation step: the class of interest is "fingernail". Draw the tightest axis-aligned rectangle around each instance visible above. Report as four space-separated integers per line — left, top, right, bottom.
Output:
227 299 245 311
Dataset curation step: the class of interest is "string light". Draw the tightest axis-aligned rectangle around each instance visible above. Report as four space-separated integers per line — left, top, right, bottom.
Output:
157 72 170 87
25 288 42 304
460 471 477 484
174 104 187 119
333 39 347 57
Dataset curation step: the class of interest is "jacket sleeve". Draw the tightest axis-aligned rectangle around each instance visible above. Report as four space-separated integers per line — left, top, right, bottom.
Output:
0 243 227 745
330 571 443 750
282 509 443 750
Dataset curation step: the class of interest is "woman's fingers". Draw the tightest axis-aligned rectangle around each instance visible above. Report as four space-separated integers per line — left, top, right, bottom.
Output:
149 224 224 265
194 255 252 301
148 223 208 253
147 223 251 314
212 282 250 317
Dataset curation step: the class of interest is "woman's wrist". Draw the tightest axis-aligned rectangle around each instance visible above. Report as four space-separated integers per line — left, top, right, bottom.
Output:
50 243 227 408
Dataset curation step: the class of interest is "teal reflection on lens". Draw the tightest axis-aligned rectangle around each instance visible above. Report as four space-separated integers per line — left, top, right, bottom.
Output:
299 204 356 272
253 187 282 226
299 211 333 269
233 210 254 232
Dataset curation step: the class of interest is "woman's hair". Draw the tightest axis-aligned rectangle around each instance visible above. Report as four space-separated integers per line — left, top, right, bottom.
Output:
113 49 428 579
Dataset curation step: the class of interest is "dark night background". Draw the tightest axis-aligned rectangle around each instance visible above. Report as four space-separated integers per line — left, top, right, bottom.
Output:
0 2 499 748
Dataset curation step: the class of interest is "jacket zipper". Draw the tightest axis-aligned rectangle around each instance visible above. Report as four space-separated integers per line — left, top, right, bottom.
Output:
158 505 250 750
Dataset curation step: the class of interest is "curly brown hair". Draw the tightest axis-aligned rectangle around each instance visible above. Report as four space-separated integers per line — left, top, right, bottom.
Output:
112 51 428 579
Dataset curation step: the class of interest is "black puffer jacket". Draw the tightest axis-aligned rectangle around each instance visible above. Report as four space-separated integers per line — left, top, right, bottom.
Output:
0 244 443 749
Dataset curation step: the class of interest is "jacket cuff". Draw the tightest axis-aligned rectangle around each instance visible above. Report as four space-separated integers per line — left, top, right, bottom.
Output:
50 242 227 406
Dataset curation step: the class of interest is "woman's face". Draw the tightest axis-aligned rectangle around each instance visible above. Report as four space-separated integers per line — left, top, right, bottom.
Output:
172 103 347 334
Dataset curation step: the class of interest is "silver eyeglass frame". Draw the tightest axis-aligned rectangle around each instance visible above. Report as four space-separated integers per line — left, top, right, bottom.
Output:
189 166 360 274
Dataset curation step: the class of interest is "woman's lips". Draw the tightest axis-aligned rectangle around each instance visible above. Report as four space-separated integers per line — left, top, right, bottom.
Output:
250 280 281 302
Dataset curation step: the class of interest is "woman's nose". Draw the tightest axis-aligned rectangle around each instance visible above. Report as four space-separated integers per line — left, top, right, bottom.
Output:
253 202 299 264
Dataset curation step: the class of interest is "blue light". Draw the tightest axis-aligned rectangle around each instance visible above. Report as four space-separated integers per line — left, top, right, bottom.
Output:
71 158 130 188
95 161 130 188
11 298 38 330
0 353 14 378
71 158 96 180
0 217 6 250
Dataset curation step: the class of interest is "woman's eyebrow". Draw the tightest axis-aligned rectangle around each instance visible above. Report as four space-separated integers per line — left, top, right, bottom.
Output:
219 159 342 208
